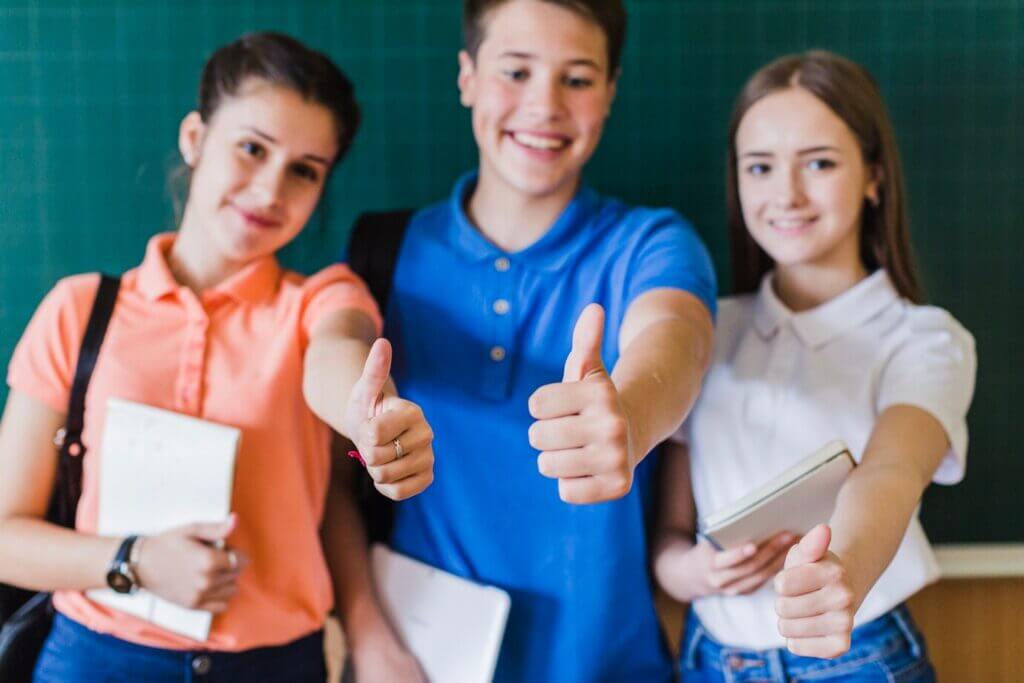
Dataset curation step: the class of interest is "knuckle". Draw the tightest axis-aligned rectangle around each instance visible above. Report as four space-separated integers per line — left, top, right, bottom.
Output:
601 416 627 443
836 612 854 633
835 586 855 609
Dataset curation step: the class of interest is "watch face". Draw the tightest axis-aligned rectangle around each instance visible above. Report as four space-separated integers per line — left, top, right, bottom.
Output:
107 566 134 594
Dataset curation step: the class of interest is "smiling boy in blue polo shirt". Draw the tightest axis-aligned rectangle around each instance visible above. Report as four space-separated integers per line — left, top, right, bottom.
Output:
340 1 717 680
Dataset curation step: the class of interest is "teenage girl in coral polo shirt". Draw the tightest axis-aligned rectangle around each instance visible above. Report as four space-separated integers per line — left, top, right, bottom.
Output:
0 32 434 682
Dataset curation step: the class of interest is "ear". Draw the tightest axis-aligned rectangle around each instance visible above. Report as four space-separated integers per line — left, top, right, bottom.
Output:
178 111 206 168
457 50 478 108
865 164 884 206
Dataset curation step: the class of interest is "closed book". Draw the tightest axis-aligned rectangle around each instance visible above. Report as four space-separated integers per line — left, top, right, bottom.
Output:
371 544 511 683
86 398 240 641
698 440 855 550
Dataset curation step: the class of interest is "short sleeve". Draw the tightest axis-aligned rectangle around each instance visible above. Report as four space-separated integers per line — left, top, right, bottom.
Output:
625 210 718 319
301 264 383 338
876 307 977 484
7 275 99 413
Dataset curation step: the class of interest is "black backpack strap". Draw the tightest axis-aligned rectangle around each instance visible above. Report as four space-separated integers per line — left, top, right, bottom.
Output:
347 210 415 545
348 209 415 315
48 274 121 528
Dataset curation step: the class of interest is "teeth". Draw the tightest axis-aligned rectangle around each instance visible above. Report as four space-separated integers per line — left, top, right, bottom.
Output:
771 218 812 230
512 132 567 150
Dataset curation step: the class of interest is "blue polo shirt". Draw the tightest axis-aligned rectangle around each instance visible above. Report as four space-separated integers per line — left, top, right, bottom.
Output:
381 173 716 682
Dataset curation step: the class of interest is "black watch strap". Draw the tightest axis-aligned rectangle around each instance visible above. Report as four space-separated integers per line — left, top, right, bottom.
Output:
106 535 139 594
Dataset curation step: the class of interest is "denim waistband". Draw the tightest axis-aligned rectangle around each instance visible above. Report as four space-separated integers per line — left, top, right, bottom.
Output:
44 612 325 681
681 603 928 681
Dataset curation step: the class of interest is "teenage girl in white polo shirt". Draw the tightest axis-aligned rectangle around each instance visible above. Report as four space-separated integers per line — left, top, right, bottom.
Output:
654 51 976 681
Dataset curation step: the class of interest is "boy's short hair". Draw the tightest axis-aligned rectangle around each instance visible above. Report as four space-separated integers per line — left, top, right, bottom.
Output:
463 0 627 77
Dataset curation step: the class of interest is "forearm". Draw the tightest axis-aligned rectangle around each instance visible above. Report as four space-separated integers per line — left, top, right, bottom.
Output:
612 316 710 460
653 530 701 603
828 463 928 608
304 335 373 436
0 517 119 591
321 462 397 652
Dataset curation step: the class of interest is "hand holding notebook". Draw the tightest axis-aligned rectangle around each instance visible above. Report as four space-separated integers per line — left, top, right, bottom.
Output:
87 399 240 641
698 440 855 550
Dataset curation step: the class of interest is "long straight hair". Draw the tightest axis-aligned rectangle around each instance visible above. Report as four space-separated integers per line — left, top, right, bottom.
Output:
727 50 923 303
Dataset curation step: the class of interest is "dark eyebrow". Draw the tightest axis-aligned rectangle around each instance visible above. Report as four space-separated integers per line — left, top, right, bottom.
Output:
798 145 841 155
497 51 603 71
739 145 842 160
243 127 331 166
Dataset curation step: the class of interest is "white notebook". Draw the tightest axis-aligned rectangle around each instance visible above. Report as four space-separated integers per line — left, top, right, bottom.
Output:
86 398 240 641
698 440 855 550
371 544 511 683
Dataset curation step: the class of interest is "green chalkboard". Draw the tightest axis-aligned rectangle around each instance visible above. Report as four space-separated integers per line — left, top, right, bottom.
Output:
0 1 1020 543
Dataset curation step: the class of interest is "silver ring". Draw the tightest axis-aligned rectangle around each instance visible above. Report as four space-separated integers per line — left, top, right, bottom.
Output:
227 550 238 571
393 438 405 459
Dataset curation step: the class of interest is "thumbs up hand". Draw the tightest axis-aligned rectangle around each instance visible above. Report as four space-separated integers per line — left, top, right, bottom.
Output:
774 524 857 659
343 338 435 500
528 304 637 504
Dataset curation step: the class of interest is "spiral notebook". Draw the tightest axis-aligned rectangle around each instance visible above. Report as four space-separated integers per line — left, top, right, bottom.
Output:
86 399 240 641
698 440 855 550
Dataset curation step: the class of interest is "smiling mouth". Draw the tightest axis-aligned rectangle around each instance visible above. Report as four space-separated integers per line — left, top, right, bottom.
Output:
508 131 571 152
235 206 280 229
768 216 817 232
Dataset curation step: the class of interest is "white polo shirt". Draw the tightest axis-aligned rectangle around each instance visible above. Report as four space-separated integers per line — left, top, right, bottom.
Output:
679 269 976 650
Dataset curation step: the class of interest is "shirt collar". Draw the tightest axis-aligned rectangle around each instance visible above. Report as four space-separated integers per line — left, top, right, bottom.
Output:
136 232 281 304
446 171 599 272
753 269 899 348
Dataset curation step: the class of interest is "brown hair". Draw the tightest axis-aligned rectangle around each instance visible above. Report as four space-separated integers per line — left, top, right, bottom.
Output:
198 31 360 162
726 50 923 303
463 0 626 77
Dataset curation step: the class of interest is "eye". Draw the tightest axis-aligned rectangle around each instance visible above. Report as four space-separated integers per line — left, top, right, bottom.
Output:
503 68 529 82
563 74 594 89
745 162 771 176
806 158 837 171
290 163 320 183
239 140 266 159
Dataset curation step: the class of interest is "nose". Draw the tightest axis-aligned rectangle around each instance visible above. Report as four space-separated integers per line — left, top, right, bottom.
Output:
773 164 807 208
249 163 286 207
523 73 564 120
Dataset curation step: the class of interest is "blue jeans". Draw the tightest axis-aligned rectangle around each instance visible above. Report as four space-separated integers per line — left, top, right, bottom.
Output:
680 604 935 682
33 613 327 683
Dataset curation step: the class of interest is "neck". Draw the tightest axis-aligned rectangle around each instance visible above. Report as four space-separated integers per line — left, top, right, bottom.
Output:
773 259 869 312
466 166 579 253
169 210 245 294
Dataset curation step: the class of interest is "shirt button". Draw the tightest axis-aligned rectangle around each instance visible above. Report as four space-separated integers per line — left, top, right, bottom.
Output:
492 299 510 315
191 654 212 675
494 257 510 272
489 346 506 362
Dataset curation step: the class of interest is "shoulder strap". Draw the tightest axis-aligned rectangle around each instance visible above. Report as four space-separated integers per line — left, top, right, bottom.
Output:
346 211 414 545
348 209 415 315
48 274 121 528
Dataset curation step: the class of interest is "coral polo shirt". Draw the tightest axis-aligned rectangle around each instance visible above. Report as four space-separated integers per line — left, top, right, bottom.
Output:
7 233 380 651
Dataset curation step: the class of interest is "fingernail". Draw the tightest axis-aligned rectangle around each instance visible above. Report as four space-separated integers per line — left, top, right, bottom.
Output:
744 544 757 556
347 450 366 467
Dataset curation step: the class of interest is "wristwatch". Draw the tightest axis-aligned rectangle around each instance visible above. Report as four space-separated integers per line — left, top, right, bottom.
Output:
106 535 140 594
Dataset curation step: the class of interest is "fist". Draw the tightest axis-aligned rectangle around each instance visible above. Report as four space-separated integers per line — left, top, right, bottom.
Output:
344 339 435 500
528 304 636 504
774 524 857 659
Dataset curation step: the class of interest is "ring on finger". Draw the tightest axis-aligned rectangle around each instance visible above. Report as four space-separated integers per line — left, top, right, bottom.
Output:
393 438 405 459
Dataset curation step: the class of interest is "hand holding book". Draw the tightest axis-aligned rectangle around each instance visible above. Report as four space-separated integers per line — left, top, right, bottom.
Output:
133 515 246 615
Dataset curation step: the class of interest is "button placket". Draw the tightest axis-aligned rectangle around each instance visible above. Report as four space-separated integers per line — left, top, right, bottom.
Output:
176 300 210 415
481 257 515 400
